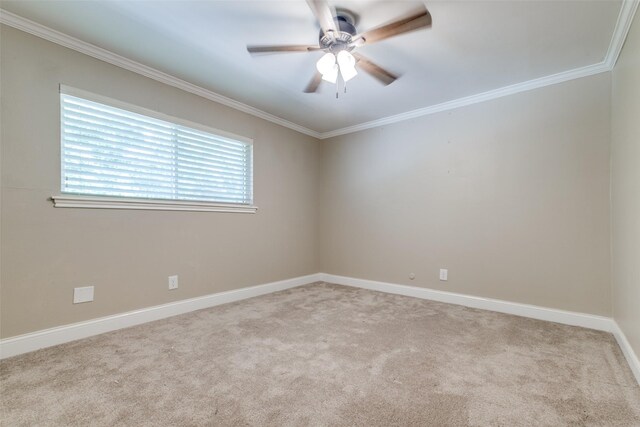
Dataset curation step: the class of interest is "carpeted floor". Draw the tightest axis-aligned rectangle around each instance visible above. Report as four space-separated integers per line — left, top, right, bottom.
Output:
1 282 639 426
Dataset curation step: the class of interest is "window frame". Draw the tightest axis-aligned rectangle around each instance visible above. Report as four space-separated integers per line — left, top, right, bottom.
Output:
53 85 256 213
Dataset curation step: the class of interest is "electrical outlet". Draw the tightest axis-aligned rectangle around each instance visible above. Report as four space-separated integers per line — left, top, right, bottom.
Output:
439 269 448 281
73 286 94 303
168 275 178 290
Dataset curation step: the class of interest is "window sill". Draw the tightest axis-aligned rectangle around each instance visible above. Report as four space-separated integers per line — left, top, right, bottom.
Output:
51 195 258 213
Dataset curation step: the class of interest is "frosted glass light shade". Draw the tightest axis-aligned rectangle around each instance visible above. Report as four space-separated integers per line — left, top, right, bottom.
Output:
316 52 338 84
316 53 336 75
321 64 339 83
337 50 357 82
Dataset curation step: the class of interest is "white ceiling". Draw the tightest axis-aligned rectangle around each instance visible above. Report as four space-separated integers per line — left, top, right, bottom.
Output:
0 1 625 134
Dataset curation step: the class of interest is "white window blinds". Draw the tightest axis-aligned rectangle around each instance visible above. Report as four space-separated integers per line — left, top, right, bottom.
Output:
60 91 253 205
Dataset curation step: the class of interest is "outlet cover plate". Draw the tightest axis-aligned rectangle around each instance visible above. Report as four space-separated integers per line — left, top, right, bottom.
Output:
168 275 179 290
73 286 94 303
439 269 448 281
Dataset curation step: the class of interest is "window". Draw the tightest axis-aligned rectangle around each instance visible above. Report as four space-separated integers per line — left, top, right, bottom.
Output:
55 87 254 212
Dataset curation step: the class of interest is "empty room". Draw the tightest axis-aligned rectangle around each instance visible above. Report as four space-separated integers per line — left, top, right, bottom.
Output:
1 0 639 425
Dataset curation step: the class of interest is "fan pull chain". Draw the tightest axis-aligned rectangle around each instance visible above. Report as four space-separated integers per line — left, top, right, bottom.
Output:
335 74 347 98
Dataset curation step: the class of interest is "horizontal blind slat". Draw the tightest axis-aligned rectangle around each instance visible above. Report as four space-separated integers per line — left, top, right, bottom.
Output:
63 120 175 153
176 135 247 156
177 140 248 163
176 143 247 165
64 166 176 185
64 189 177 200
62 107 176 142
63 97 175 133
63 125 176 155
64 182 177 197
175 191 248 203
177 173 247 188
180 155 247 176
176 152 247 173
176 180 249 193
63 139 175 165
173 166 247 183
63 152 176 176
176 159 248 178
176 128 247 152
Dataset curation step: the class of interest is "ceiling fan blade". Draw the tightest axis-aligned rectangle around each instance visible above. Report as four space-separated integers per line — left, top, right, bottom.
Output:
247 45 321 54
354 7 432 45
306 0 338 38
353 53 398 86
304 72 323 93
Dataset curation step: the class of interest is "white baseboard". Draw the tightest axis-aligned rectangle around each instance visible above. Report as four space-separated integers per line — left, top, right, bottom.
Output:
611 321 640 385
0 273 322 359
319 273 614 332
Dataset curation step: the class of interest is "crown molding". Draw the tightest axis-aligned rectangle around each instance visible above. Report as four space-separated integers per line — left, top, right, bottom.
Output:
605 0 640 69
1 1 638 140
0 9 321 139
318 61 611 139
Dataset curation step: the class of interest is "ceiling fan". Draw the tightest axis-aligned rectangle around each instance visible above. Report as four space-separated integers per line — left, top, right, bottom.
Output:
246 0 432 95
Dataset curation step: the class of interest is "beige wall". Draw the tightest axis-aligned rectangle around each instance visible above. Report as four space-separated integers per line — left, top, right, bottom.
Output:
0 26 320 338
0 22 624 340
319 73 612 316
611 15 640 359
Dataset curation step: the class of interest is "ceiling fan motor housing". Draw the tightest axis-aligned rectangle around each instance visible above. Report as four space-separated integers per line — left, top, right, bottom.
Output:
319 14 357 53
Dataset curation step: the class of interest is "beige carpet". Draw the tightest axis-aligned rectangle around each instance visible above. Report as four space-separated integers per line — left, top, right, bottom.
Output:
1 282 639 426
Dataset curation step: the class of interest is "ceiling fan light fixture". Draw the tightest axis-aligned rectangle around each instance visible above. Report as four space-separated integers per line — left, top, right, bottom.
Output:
316 52 336 74
337 50 357 82
317 52 339 83
321 64 339 83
